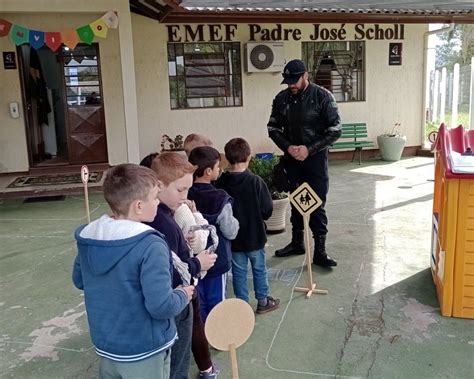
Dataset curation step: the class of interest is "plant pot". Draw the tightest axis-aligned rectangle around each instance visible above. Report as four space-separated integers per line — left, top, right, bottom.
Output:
377 135 407 161
266 197 290 234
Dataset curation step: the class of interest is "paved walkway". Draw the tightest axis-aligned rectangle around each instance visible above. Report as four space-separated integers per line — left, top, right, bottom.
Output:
1 157 473 378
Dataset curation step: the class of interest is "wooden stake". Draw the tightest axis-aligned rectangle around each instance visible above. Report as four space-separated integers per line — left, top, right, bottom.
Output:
81 165 91 224
294 214 328 298
229 343 239 379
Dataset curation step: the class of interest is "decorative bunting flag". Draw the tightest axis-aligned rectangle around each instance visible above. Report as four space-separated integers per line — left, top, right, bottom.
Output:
29 30 45 50
0 19 12 37
101 11 119 29
77 25 94 44
10 25 29 45
45 32 62 52
0 11 118 52
90 18 108 39
61 30 80 50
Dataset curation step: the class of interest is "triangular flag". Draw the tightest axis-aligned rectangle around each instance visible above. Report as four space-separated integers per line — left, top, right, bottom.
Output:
61 30 79 50
90 18 108 38
10 25 29 45
101 11 119 29
77 25 94 44
0 19 12 37
45 32 62 52
29 30 45 50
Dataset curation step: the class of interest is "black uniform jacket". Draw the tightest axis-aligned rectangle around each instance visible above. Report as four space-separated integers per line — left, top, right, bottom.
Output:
267 82 342 155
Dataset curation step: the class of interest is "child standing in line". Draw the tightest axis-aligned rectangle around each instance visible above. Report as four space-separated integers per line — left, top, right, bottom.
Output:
216 138 280 314
73 164 193 379
183 134 213 157
145 153 220 379
188 146 239 321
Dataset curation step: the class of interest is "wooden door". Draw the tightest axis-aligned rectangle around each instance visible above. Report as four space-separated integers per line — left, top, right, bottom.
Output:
62 44 108 164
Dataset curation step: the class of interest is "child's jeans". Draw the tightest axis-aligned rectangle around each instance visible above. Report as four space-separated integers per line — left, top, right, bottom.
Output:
232 249 269 302
99 349 171 379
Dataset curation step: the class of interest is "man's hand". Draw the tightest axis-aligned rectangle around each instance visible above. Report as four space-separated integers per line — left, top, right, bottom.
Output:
287 145 299 158
288 145 309 161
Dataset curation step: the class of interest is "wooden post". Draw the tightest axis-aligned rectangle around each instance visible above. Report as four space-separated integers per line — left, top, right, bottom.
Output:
81 165 91 224
229 343 239 379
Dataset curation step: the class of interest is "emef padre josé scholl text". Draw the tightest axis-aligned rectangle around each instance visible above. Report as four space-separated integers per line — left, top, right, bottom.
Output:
167 23 405 43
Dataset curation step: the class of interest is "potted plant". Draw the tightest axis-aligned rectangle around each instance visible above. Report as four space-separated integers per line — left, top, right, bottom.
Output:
161 134 184 152
249 154 290 234
377 123 407 161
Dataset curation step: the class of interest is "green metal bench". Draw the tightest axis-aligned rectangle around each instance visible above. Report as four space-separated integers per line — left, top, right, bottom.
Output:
330 123 375 164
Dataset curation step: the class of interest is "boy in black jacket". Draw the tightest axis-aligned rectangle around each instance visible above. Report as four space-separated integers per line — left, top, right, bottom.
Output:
216 138 280 314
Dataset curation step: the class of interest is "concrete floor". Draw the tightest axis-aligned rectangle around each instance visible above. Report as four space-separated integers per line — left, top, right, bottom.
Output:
1 157 473 378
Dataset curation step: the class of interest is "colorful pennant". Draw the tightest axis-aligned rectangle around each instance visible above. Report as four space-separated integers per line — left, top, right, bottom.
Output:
77 25 94 44
0 11 118 52
10 25 29 45
45 32 62 52
61 30 80 50
101 11 119 29
0 19 12 37
29 30 45 49
90 18 108 39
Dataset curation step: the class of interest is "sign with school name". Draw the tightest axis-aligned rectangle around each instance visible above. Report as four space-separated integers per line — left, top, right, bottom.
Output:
289 182 322 217
167 23 405 43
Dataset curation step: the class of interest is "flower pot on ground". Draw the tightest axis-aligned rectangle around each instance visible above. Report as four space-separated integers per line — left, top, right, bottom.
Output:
377 135 407 161
377 123 407 161
249 154 289 234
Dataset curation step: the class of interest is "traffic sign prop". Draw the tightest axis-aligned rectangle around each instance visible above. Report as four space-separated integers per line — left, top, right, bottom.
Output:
289 182 328 299
81 165 91 224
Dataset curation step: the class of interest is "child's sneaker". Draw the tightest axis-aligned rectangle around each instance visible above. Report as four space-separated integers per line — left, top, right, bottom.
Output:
256 296 280 314
198 361 220 378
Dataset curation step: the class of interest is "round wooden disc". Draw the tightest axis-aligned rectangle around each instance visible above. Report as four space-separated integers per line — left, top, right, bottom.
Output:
204 298 255 351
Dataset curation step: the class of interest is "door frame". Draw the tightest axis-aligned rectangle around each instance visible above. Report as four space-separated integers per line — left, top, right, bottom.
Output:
17 43 108 168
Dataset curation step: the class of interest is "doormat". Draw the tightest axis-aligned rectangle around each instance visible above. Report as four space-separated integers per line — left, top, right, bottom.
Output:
8 172 103 188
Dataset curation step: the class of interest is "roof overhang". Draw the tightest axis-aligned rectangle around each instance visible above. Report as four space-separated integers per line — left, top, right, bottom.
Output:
130 1 474 24
130 0 182 22
162 8 474 24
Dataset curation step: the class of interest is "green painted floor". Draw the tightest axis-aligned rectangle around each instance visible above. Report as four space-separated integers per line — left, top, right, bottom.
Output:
1 157 473 378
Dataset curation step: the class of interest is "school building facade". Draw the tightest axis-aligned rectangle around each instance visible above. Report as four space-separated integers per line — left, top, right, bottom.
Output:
1 0 472 174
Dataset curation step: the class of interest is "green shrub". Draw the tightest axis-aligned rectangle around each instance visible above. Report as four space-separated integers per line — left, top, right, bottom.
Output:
248 155 287 200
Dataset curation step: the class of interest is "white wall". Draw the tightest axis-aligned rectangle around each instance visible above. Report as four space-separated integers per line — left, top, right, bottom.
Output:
133 16 427 157
0 0 130 173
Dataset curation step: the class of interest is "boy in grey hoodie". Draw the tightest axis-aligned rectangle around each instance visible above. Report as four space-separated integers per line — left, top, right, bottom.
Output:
73 164 194 379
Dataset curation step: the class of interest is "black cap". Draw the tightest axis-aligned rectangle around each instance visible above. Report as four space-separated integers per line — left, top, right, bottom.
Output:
281 59 307 85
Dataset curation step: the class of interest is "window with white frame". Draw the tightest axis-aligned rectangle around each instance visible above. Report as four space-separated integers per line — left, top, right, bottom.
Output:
302 41 365 102
167 42 242 109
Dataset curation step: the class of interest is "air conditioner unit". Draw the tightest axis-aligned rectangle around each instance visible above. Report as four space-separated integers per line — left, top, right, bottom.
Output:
246 42 285 73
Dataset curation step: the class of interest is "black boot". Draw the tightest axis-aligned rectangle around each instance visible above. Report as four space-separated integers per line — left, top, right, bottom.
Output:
313 235 337 267
275 230 305 257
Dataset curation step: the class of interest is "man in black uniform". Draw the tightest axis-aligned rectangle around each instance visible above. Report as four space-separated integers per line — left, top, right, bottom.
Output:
267 59 342 267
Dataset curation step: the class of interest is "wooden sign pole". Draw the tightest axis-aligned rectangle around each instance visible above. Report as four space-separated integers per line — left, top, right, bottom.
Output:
229 343 239 379
205 299 255 379
81 165 91 224
290 182 329 299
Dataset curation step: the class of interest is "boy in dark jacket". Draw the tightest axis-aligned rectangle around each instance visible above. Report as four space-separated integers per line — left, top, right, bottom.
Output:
188 146 239 321
216 138 280 314
73 164 194 378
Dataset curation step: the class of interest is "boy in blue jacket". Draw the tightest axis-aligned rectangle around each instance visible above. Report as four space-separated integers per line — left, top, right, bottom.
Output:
73 164 194 379
188 146 239 321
